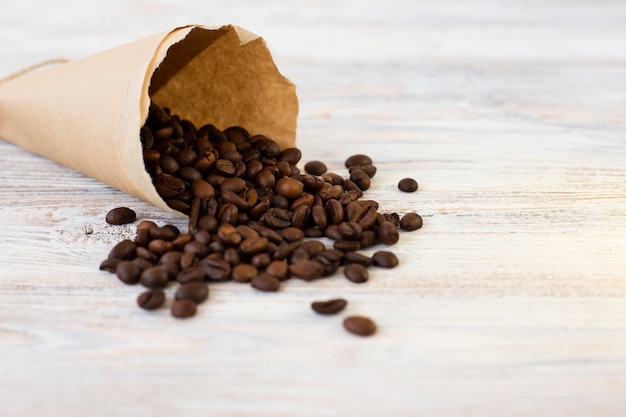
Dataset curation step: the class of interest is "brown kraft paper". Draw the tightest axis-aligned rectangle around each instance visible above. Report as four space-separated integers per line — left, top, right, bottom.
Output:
0 24 299 216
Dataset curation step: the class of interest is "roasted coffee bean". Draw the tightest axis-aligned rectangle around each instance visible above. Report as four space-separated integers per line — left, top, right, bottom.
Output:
223 247 241 265
345 154 373 168
148 239 173 255
108 239 137 260
175 281 209 304
325 199 344 225
372 250 399 268
174 148 197 167
251 253 272 269
176 266 206 283
137 220 158 232
171 299 197 318
398 177 418 192
132 257 154 272
400 213 423 231
349 204 377 230
344 252 372 267
348 164 377 178
155 173 185 198
359 230 379 247
161 262 181 280
100 258 121 273
344 263 369 283
136 246 159 263
231 264 259 283
160 250 183 266
239 237 269 255
115 260 141 284
378 220 399 245
251 273 281 292
291 205 310 229
106 207 137 225
179 251 198 269
304 160 327 176
343 316 376 336
311 205 328 229
324 225 344 241
280 227 305 242
302 175 326 191
263 208 292 229
215 158 236 175
199 258 231 281
311 298 347 315
299 240 327 257
150 225 180 241
289 259 324 281
137 289 165 310
139 266 169 288
277 147 302 165
191 180 215 200
339 221 363 240
333 239 361 252
350 169 371 191
275 177 304 199
266 260 289 280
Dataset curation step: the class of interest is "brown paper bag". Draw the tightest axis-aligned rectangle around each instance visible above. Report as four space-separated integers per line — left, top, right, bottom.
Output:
0 24 298 215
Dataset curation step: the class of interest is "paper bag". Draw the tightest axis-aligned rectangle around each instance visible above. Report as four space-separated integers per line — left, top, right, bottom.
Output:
0 24 299 215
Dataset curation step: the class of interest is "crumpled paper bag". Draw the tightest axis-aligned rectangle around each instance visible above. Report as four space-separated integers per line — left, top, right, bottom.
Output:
0 24 298 215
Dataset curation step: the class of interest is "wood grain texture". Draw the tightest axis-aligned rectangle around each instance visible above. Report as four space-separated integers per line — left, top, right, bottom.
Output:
1 1 626 416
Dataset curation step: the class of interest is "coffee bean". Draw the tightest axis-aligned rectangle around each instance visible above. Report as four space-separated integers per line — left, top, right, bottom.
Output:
108 239 137 260
251 273 281 292
137 289 165 310
333 240 361 252
344 263 369 283
155 173 185 198
275 177 304 199
99 258 121 273
175 281 209 304
139 266 169 288
278 147 302 165
106 207 137 225
311 298 348 315
288 259 324 281
239 236 269 255
263 208 292 229
171 299 197 318
231 264 259 283
348 164 377 178
345 154 372 168
400 213 423 231
398 178 418 192
115 260 141 284
199 258 231 281
325 199 344 225
304 160 327 176
377 220 399 245
339 221 363 240
176 266 206 283
372 251 399 268
343 316 376 336
344 252 372 267
265 260 289 280
350 169 371 191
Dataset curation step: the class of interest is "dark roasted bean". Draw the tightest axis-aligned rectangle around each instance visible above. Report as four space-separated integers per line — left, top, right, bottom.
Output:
251 273 281 292
275 177 304 199
176 266 206 283
106 207 137 225
333 239 361 252
343 316 376 336
348 164 377 178
378 220 399 245
344 252 372 267
265 260 289 280
344 154 373 168
372 251 399 268
139 266 169 288
400 213 423 231
398 177 418 192
137 289 166 310
171 299 197 318
325 199 344 225
115 260 141 284
311 298 347 315
108 239 137 260
344 263 368 283
350 169 371 191
231 264 259 283
199 258 232 281
288 259 324 281
175 281 209 304
339 221 363 240
99 258 121 273
304 160 327 176
277 147 302 165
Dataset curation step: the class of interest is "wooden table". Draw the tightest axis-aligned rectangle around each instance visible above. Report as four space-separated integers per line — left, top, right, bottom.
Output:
1 1 626 416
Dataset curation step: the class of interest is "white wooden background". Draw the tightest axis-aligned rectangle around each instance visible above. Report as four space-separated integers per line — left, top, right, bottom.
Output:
1 1 626 416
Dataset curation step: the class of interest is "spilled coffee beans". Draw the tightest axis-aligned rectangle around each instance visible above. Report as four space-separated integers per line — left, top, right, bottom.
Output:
100 102 426 331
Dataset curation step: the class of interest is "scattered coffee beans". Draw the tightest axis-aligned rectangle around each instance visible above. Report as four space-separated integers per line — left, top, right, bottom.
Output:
398 177 418 193
311 298 348 315
343 315 377 336
100 102 426 329
106 207 137 225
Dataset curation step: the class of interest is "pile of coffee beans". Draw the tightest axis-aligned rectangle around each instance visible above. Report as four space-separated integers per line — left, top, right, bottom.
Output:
100 103 423 336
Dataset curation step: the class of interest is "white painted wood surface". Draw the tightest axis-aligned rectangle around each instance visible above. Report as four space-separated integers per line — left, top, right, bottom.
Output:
1 1 626 416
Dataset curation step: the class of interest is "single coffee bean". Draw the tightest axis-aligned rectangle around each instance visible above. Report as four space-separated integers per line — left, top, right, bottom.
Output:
325 199 345 225
311 298 348 315
378 220 399 245
149 225 180 241
345 154 372 168
350 169 371 191
176 266 206 283
333 239 361 252
250 253 272 269
371 250 399 268
265 260 289 280
304 160 328 176
137 220 158 232
171 299 197 319
277 147 302 165
99 258 121 273
400 213 423 231
115 260 141 285
191 180 215 200
344 263 369 283
231 264 259 283
344 251 372 267
398 177 418 192
348 164 377 178
343 316 377 336
175 281 209 304
339 221 363 240
275 177 304 200
154 173 185 199
279 227 305 243
106 207 137 225
359 230 379 247
239 236 269 255
263 208 292 229
108 239 137 260
289 259 324 281
251 273 281 292
139 266 169 289
137 289 165 310
199 258 232 281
